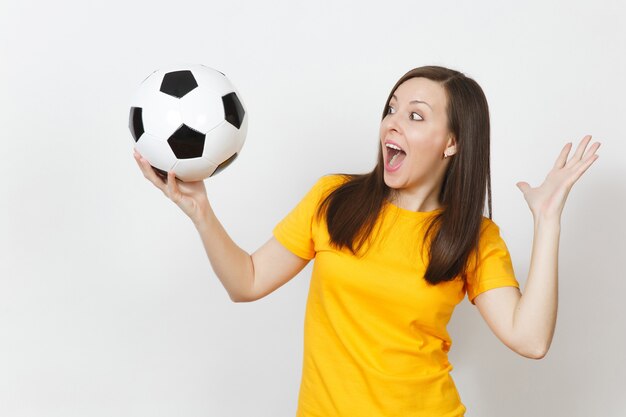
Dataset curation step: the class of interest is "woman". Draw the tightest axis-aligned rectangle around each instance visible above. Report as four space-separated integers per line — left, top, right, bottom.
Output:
133 66 600 416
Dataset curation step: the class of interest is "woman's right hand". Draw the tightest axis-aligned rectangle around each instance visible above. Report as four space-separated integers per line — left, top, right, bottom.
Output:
133 149 210 224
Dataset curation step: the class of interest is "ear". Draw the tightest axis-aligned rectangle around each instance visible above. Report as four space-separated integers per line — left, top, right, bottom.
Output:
445 136 457 156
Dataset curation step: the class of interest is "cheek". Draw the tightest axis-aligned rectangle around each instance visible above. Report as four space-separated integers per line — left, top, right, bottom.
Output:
406 132 445 164
407 130 439 152
379 120 389 138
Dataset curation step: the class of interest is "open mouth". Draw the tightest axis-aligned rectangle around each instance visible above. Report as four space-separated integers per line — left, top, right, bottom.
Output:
385 142 406 168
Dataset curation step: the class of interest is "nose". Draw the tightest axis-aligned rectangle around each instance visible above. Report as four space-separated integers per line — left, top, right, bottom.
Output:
383 109 401 133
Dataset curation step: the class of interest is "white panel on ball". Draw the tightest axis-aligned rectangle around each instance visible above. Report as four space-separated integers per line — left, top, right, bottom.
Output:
191 65 234 96
141 92 182 139
235 111 248 149
172 157 218 182
135 133 178 173
129 71 163 108
202 120 242 165
179 85 225 134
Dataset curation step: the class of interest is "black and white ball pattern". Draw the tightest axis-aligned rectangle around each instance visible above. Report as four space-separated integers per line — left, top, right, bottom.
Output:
129 64 247 181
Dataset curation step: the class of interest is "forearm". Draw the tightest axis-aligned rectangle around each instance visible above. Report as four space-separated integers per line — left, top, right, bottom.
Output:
512 215 561 357
192 205 254 302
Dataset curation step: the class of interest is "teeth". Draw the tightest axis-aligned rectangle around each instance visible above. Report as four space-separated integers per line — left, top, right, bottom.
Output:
389 153 399 166
386 143 402 151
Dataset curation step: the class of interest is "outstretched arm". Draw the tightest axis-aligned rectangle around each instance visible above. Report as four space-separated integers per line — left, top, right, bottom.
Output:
474 135 601 359
133 150 309 302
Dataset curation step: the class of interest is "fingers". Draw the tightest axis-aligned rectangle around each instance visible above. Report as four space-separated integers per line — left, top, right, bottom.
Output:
553 142 573 169
166 170 181 203
570 135 593 163
133 150 191 212
557 135 601 169
570 152 599 185
570 135 601 166
582 141 601 161
516 181 531 194
564 136 601 185
573 143 600 180
133 149 167 192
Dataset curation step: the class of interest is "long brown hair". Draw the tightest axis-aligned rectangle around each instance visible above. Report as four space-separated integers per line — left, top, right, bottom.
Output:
316 66 492 285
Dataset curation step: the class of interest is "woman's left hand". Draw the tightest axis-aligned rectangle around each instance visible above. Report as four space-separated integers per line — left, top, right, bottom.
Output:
516 134 601 220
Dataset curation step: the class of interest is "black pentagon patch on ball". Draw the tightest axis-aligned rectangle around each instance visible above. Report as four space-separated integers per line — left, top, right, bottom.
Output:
167 124 205 159
129 107 144 142
160 70 198 98
222 92 245 129
211 153 238 176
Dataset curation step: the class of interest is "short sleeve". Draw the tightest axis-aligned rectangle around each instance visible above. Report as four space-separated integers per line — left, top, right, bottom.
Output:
465 219 520 305
273 175 345 260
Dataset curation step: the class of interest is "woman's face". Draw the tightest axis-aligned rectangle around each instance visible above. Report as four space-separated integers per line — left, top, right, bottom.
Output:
379 77 455 197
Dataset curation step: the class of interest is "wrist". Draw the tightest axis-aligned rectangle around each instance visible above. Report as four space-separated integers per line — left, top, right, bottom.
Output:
533 213 561 232
192 203 213 229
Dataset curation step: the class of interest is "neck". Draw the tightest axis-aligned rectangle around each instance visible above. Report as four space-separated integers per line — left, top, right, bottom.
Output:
389 189 442 212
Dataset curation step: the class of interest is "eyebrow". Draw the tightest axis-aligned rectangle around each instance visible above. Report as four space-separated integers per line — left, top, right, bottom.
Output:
391 94 432 110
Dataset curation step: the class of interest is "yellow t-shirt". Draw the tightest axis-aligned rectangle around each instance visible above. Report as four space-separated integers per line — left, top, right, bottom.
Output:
273 175 519 417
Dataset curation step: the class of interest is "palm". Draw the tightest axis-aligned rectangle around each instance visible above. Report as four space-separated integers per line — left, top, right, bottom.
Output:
169 177 208 218
134 150 210 222
516 135 601 219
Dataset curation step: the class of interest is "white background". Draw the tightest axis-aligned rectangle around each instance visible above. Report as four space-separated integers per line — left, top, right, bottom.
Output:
1 0 625 416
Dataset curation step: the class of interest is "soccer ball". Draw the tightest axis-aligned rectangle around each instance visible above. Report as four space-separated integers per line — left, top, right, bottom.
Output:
128 64 248 182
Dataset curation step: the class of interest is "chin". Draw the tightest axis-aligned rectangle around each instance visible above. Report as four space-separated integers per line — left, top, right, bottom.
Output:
383 173 403 190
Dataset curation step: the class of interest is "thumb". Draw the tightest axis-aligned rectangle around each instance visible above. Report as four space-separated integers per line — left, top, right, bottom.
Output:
516 181 530 193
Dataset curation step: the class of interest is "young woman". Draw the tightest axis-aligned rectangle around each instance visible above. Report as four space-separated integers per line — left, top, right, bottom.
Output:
133 66 600 416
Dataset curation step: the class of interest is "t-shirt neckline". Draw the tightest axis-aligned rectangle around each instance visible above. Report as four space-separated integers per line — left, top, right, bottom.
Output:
384 200 444 218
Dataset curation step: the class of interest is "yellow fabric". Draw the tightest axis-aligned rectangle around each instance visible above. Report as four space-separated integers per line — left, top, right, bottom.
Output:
273 175 519 417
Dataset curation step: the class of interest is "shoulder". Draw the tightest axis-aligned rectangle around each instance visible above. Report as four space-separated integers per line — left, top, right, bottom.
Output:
289 174 351 212
309 174 351 197
476 216 510 254
479 216 502 235
316 174 351 189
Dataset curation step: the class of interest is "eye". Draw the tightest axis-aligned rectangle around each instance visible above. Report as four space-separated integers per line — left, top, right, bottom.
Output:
386 105 396 115
410 112 423 121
